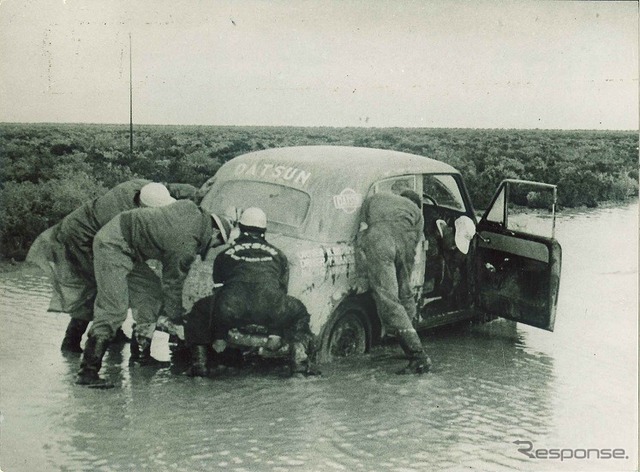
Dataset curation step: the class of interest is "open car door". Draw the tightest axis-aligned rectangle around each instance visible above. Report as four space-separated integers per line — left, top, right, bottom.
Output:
474 179 562 331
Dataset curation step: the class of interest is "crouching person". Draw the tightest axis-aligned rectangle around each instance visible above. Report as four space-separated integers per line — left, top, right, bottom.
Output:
76 200 232 388
184 207 318 378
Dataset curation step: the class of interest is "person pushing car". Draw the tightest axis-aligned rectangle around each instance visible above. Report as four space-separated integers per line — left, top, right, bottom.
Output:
184 207 317 378
27 179 176 354
76 199 233 388
355 190 433 374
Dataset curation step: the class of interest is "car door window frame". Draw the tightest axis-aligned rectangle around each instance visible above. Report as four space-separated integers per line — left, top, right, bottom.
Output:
369 175 420 197
480 179 558 239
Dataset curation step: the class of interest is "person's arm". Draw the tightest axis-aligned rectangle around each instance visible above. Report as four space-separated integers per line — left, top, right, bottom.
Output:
278 252 290 292
212 249 229 286
416 211 425 238
161 250 195 321
166 183 198 201
360 196 371 224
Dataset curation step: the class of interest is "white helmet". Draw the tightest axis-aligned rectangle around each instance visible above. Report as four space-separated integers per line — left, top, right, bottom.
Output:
139 182 176 207
239 207 267 230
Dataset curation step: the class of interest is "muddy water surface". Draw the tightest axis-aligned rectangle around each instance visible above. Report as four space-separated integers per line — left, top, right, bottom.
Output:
0 202 637 471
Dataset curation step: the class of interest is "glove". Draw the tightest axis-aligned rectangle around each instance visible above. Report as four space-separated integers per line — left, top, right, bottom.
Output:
173 323 185 341
156 315 185 341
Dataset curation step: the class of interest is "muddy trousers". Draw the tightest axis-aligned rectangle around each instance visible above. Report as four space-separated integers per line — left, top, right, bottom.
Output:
185 282 313 346
88 218 163 341
356 226 430 367
357 227 417 333
47 229 95 352
48 227 96 322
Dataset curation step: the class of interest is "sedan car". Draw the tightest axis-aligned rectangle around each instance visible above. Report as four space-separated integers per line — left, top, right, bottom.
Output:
183 146 562 362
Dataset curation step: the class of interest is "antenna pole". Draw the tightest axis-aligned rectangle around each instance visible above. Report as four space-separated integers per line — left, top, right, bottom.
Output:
129 33 133 158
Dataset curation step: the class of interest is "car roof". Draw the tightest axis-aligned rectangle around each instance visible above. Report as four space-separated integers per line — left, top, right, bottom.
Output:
221 145 458 181
205 146 461 243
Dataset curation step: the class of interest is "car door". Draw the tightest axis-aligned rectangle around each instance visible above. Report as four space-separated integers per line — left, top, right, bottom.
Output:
474 179 562 331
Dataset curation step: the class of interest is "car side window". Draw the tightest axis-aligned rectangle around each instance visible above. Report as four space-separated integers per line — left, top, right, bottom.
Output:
369 175 418 197
482 181 557 238
485 186 505 225
422 175 465 211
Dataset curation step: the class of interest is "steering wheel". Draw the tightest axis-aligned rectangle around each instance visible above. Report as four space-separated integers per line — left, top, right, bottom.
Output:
423 193 439 206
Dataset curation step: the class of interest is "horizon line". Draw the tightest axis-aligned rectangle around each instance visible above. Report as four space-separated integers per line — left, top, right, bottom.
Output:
0 121 637 133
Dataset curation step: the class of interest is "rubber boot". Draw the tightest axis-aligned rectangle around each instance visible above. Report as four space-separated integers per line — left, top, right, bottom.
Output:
186 345 209 377
76 335 114 388
169 334 191 364
130 331 171 368
61 318 90 353
289 339 321 377
207 349 231 377
111 327 131 344
396 329 432 375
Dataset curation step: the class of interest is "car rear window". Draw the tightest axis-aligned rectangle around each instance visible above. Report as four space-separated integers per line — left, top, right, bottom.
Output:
205 180 311 229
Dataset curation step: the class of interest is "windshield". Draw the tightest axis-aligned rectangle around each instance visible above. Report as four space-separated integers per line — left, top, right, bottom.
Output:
203 180 311 229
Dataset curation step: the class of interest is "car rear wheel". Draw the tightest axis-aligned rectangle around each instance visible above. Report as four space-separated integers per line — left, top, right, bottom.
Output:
328 312 366 358
321 299 373 362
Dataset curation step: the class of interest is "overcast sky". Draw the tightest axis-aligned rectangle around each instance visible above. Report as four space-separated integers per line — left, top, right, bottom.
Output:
1 1 637 129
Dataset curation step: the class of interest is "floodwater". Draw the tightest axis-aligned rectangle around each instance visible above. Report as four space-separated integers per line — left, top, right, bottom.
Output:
1 202 637 472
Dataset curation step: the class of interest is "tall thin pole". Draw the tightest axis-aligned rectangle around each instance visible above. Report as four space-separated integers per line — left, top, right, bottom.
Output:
129 33 133 158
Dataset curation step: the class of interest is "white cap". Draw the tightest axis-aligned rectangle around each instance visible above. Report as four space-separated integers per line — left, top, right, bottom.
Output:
239 207 267 230
454 216 476 255
139 183 176 207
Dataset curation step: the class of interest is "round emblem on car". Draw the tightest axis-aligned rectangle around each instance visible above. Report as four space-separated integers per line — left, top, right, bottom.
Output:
333 188 363 214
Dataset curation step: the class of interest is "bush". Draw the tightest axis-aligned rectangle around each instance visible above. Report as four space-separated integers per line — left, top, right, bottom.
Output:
0 172 106 259
46 172 107 221
0 123 637 259
526 191 555 209
0 182 51 259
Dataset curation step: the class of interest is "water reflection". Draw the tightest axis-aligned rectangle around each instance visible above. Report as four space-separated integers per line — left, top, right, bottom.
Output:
1 202 637 471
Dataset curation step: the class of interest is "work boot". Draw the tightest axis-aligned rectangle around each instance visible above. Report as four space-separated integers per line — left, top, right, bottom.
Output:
130 330 170 368
288 340 321 377
169 334 191 363
61 318 90 353
186 345 209 377
395 329 432 375
396 352 433 375
76 335 114 388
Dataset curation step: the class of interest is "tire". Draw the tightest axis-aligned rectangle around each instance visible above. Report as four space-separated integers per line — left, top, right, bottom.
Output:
319 298 374 363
